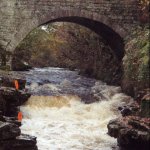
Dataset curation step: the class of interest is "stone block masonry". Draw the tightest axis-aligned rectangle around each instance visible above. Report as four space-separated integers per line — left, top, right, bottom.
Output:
0 0 141 55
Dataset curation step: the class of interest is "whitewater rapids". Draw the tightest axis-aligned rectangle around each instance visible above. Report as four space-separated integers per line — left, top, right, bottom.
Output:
18 67 132 150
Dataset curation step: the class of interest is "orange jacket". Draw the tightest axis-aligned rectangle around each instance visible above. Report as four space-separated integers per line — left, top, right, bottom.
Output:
14 80 19 90
18 111 23 122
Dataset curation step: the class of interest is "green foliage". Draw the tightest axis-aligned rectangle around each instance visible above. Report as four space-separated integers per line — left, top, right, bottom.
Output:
15 26 63 67
123 26 150 91
138 39 149 81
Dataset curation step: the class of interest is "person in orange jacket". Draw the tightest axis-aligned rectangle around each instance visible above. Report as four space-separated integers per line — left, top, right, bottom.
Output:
14 80 19 90
18 111 23 122
14 80 23 121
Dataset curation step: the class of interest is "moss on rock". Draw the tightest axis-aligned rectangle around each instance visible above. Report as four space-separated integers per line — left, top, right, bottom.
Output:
122 26 150 96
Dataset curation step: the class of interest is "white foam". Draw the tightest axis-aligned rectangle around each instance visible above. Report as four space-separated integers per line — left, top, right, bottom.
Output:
60 79 72 88
20 88 132 150
42 84 60 91
30 82 39 91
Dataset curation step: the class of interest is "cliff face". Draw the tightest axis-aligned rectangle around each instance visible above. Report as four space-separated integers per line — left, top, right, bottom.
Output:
107 25 150 150
122 26 149 97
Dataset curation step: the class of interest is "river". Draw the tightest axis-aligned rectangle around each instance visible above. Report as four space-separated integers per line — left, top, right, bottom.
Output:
17 67 132 150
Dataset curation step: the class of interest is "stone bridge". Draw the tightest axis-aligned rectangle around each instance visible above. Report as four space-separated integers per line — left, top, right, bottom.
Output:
0 0 141 62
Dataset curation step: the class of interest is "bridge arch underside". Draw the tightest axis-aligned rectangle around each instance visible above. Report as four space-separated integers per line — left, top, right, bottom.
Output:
45 17 125 60
12 15 125 84
12 14 126 65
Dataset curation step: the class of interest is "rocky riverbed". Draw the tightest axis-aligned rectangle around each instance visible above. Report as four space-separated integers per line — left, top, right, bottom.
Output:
108 89 150 150
0 68 150 150
0 76 38 150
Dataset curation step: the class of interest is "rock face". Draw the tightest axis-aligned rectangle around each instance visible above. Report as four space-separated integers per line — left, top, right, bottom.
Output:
0 87 30 116
12 58 32 71
108 90 150 150
108 117 150 149
0 77 38 150
122 28 149 97
1 77 26 90
0 121 20 140
0 134 37 150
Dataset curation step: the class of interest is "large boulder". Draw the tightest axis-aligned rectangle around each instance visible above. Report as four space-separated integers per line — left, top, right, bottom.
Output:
108 90 150 150
0 77 38 150
107 117 150 150
107 118 126 138
0 94 6 115
0 87 30 105
118 128 150 149
0 111 5 121
12 57 32 71
0 121 20 140
0 87 30 116
0 134 37 150
4 116 21 127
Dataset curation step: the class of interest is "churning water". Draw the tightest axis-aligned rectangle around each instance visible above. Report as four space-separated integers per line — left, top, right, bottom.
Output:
19 67 132 150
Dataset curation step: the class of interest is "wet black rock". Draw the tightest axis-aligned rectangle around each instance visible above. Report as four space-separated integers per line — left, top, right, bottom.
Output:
0 111 5 121
107 117 150 150
120 107 132 117
0 87 30 116
0 77 38 150
107 118 126 138
0 94 5 115
0 134 38 150
12 57 32 71
0 87 30 104
118 102 140 117
118 128 150 150
108 90 150 150
4 116 22 127
0 77 26 90
0 121 20 140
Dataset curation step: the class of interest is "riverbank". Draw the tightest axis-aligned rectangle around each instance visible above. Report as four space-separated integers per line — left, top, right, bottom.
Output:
0 77 38 150
107 26 150 149
107 88 150 150
0 68 131 149
122 26 149 97
109 26 150 149
0 66 150 149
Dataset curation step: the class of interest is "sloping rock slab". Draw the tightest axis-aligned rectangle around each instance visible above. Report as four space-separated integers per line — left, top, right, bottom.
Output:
0 121 20 140
0 87 30 105
0 93 6 114
0 134 37 150
4 116 21 127
108 117 150 150
0 87 30 116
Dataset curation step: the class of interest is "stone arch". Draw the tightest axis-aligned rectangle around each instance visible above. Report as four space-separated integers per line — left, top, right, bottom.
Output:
48 17 125 60
12 9 126 61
